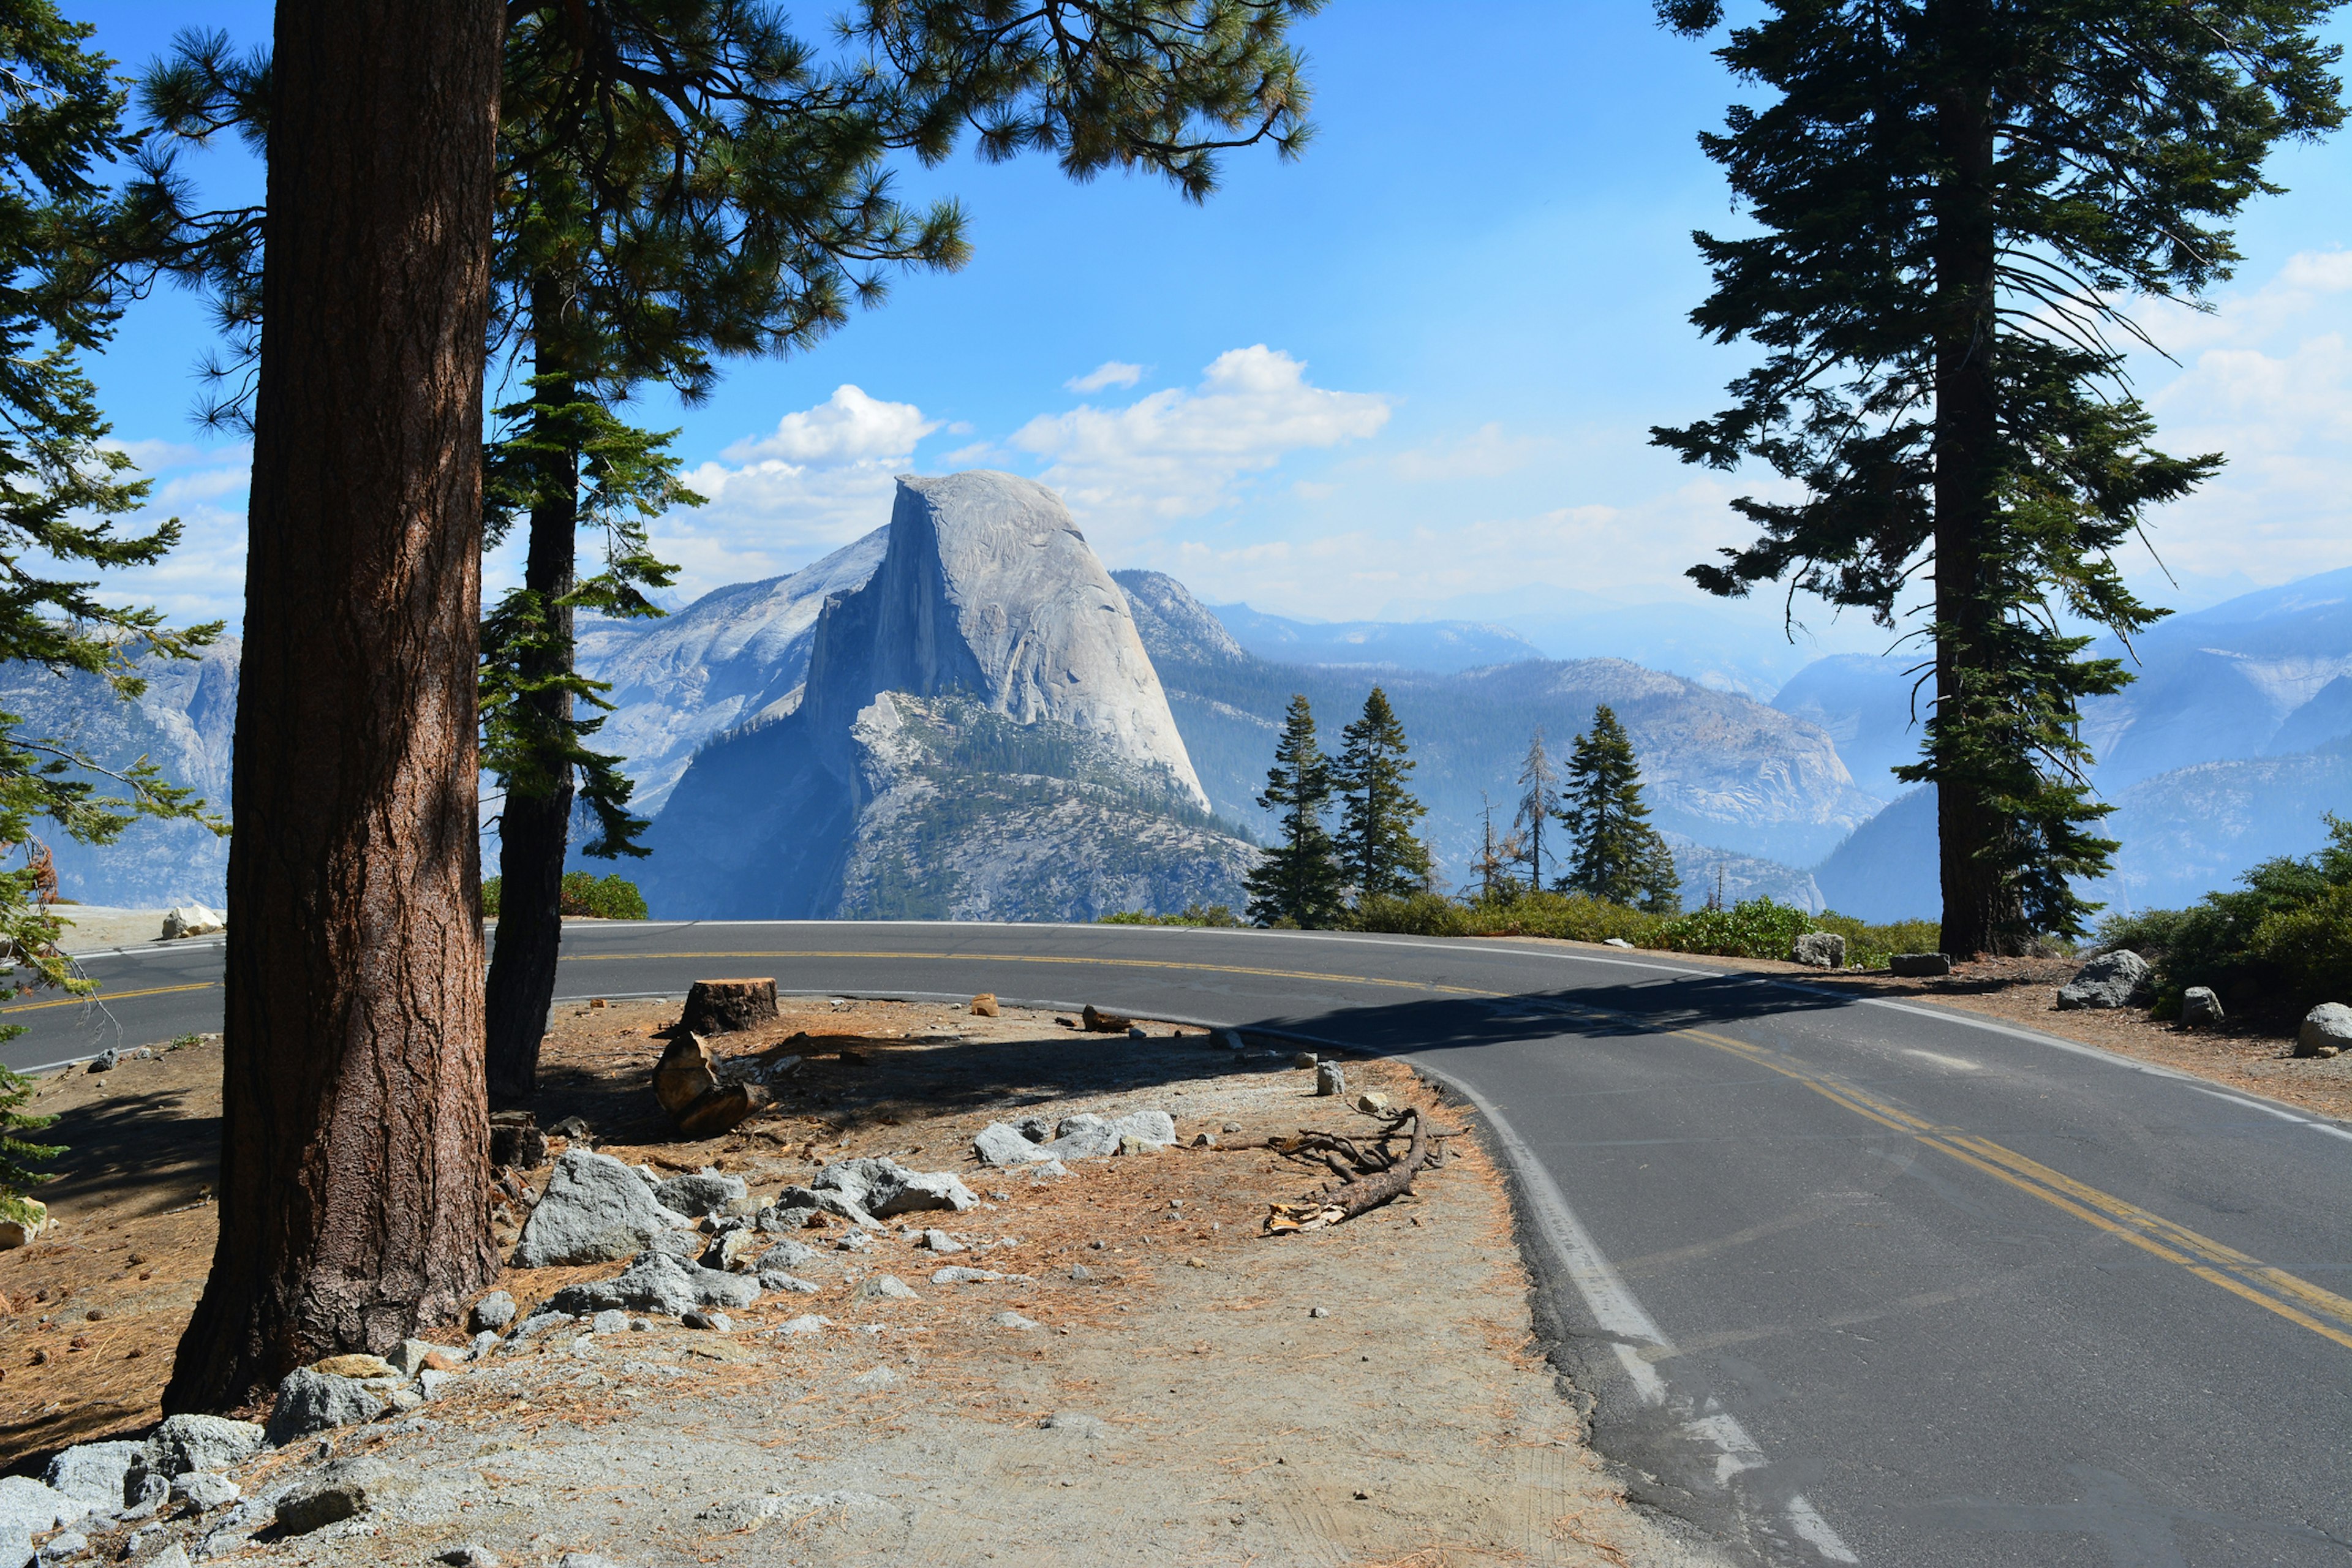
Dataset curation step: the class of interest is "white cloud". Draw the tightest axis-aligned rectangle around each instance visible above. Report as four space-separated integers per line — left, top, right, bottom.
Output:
1390 423 1547 481
1012 345 1390 536
718 384 938 465
1065 361 1145 393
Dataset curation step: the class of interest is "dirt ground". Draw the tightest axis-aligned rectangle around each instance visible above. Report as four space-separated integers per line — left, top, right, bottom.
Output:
1 997 1719 1568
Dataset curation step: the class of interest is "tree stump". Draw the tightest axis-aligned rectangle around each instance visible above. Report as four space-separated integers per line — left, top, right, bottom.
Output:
681 978 778 1035
486 1110 546 1170
1081 1004 1131 1034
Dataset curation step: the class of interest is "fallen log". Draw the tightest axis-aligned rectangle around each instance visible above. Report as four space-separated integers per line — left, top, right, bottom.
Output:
1265 1106 1431 1234
1080 1004 1132 1034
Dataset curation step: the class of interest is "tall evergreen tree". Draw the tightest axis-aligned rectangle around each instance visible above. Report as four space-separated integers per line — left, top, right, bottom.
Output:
1651 0 2345 956
1335 686 1429 901
1558 705 1680 914
166 0 507 1413
1514 728 1560 892
0 5 221 1212
1245 694 1344 927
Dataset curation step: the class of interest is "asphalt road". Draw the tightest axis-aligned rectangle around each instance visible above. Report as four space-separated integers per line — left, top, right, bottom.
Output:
12 919 2351 1567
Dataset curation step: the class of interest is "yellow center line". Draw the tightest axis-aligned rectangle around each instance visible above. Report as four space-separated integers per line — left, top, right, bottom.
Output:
0 981 219 1015
1642 1013 2352 1352
560 948 1502 997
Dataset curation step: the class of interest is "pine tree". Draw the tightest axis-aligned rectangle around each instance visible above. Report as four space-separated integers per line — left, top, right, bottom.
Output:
0 1 221 1221
1558 706 1681 914
1514 729 1561 893
1245 695 1344 927
1651 0 2344 956
1335 687 1429 902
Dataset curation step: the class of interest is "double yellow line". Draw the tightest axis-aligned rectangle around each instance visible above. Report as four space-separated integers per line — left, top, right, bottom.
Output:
1638 1012 2352 1354
0 981 217 1015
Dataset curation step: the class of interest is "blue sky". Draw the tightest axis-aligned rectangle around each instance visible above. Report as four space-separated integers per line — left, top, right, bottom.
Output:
81 2 2352 661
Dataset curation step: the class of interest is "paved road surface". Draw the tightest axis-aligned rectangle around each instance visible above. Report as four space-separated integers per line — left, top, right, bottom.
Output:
12 920 2351 1566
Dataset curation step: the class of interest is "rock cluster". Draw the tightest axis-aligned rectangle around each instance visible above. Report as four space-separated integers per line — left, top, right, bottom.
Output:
971 1109 1176 1167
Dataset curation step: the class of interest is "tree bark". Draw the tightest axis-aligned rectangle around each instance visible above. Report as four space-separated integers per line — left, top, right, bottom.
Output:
167 0 505 1412
1930 0 2015 960
484 285 580 1106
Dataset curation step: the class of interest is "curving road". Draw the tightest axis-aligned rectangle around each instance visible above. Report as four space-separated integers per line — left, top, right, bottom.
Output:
12 920 2352 1566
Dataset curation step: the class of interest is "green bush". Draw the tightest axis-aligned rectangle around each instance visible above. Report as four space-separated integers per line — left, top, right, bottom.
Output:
483 872 650 922
2097 816 2352 1020
1812 911 1943 969
1649 897 1816 960
1455 889 1662 944
1349 892 1472 936
1100 903 1244 928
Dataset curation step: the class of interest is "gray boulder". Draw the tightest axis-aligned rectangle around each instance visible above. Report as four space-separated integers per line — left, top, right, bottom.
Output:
469 1291 516 1332
1890 952 1952 978
2056 949 2155 1011
172 1472 239 1510
2296 1002 2352 1058
263 1368 386 1447
2181 986 2226 1027
973 1122 1052 1167
545 1250 761 1317
1790 931 1846 969
0 1477 81 1537
1038 1109 1175 1162
755 1237 821 1272
770 1184 881 1229
146 1413 266 1477
1313 1061 1346 1097
42 1441 140 1512
514 1148 685 1267
275 1458 399 1536
652 1172 747 1217
812 1156 976 1216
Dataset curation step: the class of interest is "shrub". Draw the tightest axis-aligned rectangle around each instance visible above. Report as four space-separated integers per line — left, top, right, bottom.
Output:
1812 911 1943 969
2095 816 2352 1020
1458 890 1661 944
561 872 649 920
1100 903 1244 927
1649 897 1815 960
0 1064 61 1216
1349 892 1471 937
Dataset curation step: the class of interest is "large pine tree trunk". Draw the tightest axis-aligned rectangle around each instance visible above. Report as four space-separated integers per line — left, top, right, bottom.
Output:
1929 1 2016 960
484 299 580 1106
167 0 505 1412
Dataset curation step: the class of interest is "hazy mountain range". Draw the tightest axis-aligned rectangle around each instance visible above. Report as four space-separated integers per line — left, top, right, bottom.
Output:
9 483 2345 925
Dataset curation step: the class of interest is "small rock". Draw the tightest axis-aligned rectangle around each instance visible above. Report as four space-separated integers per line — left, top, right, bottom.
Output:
1023 1159 1071 1182
514 1148 685 1268
148 1412 266 1476
992 1311 1039 1330
758 1271 821 1294
36 1532 88 1566
546 1249 761 1316
274 1460 396 1535
383 1338 440 1378
1221 1030 1245 1051
1890 952 1953 978
848 1366 900 1390
654 1171 748 1217
2297 1002 2352 1058
469 1330 500 1359
160 903 225 940
557 1555 628 1568
1127 1024 1148 1040
437 1547 501 1567
548 1115 593 1140
591 1308 629 1334
930 1265 1005 1284
0 1476 81 1539
2057 949 2154 1011
1069 1264 1095 1282
969 992 1000 1017
1292 1052 1319 1069
773 1314 831 1336
172 1471 239 1510
470 1291 517 1332
2180 986 2225 1027
854 1274 918 1302
1222 1121 1242 1133
145 1547 193 1568
418 1370 463 1400
1314 1061 1346 1097
682 1309 732 1332
1309 1305 1329 1318
815 1156 978 1216
264 1368 385 1446
918 1227 965 1253
1041 1412 1104 1436
835 1231 875 1253
42 1440 140 1511
974 1122 1054 1167
1602 937 1633 949
1790 931 1846 969
702 1227 772 1273
88 1049 119 1074
1353 1091 1391 1115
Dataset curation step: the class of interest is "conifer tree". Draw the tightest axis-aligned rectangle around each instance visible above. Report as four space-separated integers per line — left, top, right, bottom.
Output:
1335 686 1429 901
1652 0 2345 956
1559 705 1681 914
1245 695 1344 927
0 2 221 1091
1514 729 1561 892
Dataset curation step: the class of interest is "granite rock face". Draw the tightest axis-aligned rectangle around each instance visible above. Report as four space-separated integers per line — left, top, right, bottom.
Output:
643 473 1253 921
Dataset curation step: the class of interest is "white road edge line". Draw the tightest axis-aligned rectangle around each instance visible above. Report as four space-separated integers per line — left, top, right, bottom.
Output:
1408 1057 1861 1564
